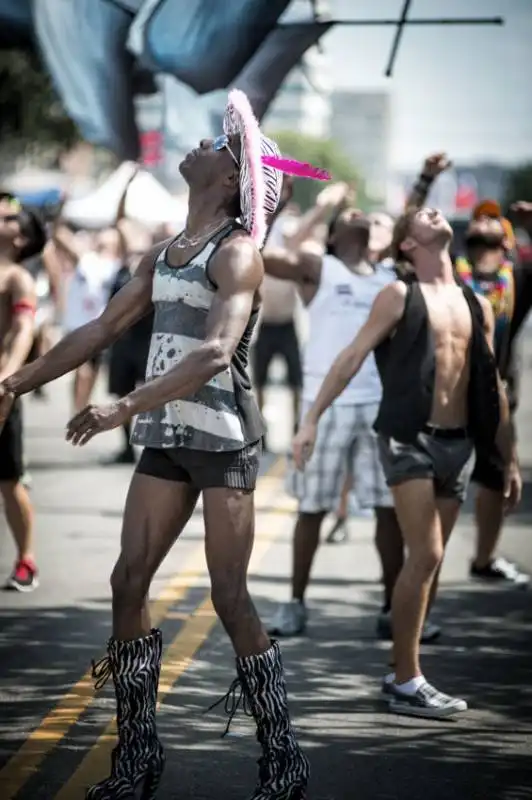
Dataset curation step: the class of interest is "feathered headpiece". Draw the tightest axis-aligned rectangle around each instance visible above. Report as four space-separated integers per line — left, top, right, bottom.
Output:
223 90 330 249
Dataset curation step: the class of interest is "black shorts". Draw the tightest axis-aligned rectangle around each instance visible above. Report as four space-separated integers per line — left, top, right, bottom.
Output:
471 445 505 492
0 399 24 482
252 321 302 389
136 440 262 492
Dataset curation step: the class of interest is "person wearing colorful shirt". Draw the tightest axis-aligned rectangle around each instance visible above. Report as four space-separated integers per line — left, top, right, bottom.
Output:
455 214 529 586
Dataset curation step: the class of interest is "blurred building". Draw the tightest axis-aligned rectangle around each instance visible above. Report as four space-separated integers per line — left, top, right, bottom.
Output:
329 90 392 204
264 46 331 137
264 0 331 137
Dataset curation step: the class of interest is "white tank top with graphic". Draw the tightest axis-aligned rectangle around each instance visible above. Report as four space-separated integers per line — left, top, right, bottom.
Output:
303 255 395 405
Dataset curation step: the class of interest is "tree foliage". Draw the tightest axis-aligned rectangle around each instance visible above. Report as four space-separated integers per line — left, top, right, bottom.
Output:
0 48 79 151
504 163 532 207
267 130 368 211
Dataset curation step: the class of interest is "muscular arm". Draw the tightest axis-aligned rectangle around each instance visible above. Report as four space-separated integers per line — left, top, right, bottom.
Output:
120 235 263 416
4 240 166 396
304 282 407 424
0 269 37 381
479 295 515 465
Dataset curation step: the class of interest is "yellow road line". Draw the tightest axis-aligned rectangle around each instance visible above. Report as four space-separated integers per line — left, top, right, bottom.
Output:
0 456 283 800
54 502 293 799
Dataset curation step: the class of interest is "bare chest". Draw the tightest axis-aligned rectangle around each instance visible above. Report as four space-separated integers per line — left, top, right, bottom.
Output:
421 287 472 349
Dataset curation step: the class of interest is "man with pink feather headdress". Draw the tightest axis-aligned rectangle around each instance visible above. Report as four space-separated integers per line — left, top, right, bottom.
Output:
0 90 329 799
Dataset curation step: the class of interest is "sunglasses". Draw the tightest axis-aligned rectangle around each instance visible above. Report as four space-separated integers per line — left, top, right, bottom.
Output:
212 135 239 167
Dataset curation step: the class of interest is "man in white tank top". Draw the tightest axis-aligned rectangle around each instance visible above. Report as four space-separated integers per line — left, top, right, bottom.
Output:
262 209 402 638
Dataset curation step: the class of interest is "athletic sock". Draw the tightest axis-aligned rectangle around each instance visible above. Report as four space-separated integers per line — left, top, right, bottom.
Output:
393 676 426 695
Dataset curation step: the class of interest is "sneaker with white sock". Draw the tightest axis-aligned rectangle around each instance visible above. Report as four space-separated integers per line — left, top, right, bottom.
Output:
267 600 307 637
388 680 468 718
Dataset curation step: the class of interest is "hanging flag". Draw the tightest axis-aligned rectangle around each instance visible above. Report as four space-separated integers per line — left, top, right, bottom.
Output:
132 0 291 94
33 0 140 160
233 21 332 122
209 21 332 134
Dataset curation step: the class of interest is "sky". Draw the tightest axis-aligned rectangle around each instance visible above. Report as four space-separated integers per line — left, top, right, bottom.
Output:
320 0 532 169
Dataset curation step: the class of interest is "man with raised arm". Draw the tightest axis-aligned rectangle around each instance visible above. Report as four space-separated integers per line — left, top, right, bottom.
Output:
293 206 516 719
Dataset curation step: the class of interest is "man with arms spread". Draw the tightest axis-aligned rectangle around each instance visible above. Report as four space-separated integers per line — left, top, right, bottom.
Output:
293 206 516 718
406 156 528 586
0 91 312 799
0 193 45 591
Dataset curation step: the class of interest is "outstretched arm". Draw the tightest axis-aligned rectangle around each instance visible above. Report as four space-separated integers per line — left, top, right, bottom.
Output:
3 240 165 397
293 282 407 468
65 233 264 445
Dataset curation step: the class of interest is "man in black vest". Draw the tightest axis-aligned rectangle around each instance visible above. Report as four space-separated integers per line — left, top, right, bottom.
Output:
405 156 530 587
292 205 517 719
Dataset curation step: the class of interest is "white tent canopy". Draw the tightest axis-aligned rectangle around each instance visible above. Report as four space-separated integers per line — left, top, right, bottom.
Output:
62 162 188 229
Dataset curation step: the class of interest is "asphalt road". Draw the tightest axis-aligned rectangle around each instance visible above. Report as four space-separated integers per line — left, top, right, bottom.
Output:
0 338 531 800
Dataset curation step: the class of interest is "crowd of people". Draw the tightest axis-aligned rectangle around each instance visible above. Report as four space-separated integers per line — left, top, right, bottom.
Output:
0 89 531 798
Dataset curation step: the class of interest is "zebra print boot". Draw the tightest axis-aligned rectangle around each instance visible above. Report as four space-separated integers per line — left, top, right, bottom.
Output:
238 640 309 800
86 628 165 800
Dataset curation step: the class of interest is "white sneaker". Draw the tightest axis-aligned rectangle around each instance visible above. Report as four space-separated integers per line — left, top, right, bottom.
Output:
267 600 307 638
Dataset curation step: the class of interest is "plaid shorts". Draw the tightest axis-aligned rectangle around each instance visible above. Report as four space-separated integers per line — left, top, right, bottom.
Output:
287 401 393 513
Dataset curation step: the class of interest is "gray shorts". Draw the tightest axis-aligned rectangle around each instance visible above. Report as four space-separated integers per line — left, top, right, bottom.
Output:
377 426 474 503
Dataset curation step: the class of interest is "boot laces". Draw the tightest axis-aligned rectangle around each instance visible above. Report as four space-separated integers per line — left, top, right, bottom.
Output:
91 655 113 690
206 677 253 737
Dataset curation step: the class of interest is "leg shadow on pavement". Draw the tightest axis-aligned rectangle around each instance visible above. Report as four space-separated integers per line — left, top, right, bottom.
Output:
1 582 530 800
153 581 531 800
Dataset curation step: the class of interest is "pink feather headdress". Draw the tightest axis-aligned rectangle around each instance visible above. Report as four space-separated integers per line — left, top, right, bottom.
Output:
223 89 330 250
261 155 330 182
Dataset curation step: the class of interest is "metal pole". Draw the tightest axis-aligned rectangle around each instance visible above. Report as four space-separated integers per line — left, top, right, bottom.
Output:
327 18 504 26
384 0 413 77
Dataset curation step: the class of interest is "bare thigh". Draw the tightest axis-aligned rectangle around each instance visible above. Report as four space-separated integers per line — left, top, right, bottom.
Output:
203 488 255 583
392 479 442 564
115 472 200 589
437 497 461 547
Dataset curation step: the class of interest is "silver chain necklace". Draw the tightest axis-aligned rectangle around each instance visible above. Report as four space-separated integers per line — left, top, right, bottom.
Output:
175 217 233 249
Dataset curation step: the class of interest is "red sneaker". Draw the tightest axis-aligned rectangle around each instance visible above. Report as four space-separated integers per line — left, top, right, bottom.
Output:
7 559 39 592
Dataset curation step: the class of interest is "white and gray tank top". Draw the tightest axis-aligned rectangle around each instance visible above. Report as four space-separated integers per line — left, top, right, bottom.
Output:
130 223 264 453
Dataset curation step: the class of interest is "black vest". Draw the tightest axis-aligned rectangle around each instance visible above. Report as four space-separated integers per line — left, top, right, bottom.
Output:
373 280 500 446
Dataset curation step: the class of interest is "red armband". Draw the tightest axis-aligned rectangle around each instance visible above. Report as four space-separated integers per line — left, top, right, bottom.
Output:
12 300 36 316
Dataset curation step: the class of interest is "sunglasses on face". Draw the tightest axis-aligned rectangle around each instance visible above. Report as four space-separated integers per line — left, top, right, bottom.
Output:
212 135 239 167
